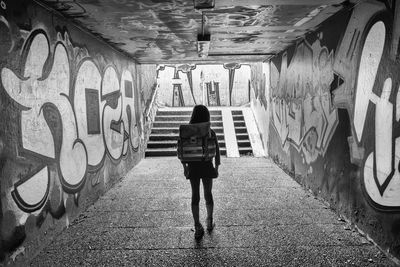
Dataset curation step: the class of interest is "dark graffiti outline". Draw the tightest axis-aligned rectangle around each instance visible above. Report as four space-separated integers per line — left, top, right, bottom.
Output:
0 15 14 53
11 166 50 213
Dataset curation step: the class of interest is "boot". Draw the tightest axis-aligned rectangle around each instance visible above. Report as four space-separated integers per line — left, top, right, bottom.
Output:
194 223 204 240
192 204 204 239
206 204 215 232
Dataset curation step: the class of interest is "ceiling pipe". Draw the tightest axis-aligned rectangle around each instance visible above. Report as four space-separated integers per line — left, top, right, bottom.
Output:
197 11 211 58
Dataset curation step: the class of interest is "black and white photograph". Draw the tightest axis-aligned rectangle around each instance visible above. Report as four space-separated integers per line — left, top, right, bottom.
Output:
0 0 399 266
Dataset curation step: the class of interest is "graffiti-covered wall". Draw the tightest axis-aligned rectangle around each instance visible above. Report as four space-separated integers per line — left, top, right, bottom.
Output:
250 62 270 151
157 64 253 107
0 0 149 262
258 0 400 259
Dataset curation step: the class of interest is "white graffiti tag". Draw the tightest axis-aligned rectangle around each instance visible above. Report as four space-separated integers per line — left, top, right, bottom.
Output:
354 21 400 208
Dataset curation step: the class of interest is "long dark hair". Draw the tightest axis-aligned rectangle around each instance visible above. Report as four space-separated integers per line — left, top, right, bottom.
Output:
190 105 210 124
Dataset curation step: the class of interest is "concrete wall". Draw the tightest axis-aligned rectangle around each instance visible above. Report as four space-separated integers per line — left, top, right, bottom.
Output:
252 0 400 260
140 64 159 146
140 64 158 107
157 64 253 107
0 0 154 263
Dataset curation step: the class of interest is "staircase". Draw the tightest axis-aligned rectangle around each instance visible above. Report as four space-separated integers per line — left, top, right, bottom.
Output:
146 109 227 157
232 110 253 156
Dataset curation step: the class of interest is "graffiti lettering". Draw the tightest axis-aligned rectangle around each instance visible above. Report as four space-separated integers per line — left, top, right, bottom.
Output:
102 66 125 160
270 41 338 163
272 94 338 163
74 59 105 167
354 19 400 209
354 21 386 142
0 30 139 217
157 64 251 107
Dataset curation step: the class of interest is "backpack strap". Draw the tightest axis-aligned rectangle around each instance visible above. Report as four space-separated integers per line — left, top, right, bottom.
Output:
202 135 208 160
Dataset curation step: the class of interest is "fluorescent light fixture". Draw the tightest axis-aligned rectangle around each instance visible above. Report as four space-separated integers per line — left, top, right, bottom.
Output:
197 33 210 58
194 0 215 9
294 17 312 27
294 5 327 27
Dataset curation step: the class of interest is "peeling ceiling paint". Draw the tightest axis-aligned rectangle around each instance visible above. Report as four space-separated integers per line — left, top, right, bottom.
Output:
36 0 349 63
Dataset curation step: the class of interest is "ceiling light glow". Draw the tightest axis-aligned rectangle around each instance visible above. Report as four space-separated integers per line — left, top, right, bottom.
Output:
293 5 327 27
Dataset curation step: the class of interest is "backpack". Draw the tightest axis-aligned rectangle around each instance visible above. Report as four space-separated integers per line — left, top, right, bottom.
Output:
177 122 217 162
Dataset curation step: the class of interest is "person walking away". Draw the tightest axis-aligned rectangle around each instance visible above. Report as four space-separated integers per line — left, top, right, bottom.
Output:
180 105 220 240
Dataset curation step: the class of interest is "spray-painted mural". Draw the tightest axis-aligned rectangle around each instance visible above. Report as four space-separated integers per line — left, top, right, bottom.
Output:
270 40 339 164
0 1 147 262
263 0 400 259
157 64 252 107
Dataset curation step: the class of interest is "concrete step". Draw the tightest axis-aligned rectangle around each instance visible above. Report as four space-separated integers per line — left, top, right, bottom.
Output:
238 147 253 155
149 134 226 141
232 115 244 122
233 121 246 127
232 115 244 120
145 147 227 157
234 127 248 134
157 110 221 116
153 121 223 127
145 142 245 156
151 127 224 134
145 148 176 157
231 110 243 116
147 140 226 149
237 140 251 147
146 108 255 158
155 115 223 122
235 133 250 140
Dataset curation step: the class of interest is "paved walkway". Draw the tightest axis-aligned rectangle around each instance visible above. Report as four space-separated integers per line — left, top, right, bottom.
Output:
31 157 395 266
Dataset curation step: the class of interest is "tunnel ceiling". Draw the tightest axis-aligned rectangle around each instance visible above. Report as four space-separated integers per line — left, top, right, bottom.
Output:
36 0 351 64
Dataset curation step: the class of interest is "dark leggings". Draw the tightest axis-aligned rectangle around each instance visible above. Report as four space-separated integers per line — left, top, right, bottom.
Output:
190 178 213 206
